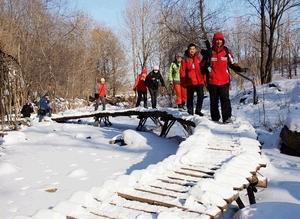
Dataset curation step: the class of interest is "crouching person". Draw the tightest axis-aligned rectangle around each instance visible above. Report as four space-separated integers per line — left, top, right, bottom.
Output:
38 94 52 122
21 101 34 126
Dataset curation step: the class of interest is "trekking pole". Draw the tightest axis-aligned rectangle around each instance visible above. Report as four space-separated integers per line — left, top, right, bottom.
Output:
234 71 258 105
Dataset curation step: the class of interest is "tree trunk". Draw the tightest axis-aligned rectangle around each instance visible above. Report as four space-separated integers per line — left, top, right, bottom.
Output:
260 0 267 84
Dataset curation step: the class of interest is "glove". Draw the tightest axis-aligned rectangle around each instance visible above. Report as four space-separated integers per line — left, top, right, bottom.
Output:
240 68 249 72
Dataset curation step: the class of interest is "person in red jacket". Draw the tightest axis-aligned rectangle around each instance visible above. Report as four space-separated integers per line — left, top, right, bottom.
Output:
95 77 106 111
180 43 206 115
202 32 247 123
133 67 148 108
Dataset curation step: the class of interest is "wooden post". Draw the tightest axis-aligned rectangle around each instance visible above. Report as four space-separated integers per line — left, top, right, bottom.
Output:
247 185 256 205
236 197 245 209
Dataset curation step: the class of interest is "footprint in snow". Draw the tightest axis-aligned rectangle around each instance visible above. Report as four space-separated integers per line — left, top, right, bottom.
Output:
7 200 14 205
69 163 78 167
44 169 53 173
9 207 18 213
15 177 24 181
20 186 30 190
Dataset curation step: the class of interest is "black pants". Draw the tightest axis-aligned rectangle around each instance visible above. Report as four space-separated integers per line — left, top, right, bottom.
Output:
148 88 158 108
95 96 106 110
186 84 204 115
208 83 231 122
136 91 147 107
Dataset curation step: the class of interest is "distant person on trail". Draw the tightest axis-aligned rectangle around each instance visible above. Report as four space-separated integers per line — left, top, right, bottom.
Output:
21 101 34 126
201 32 248 124
38 94 51 122
133 67 148 108
145 65 165 109
168 53 187 109
180 43 205 116
95 77 106 111
21 101 34 118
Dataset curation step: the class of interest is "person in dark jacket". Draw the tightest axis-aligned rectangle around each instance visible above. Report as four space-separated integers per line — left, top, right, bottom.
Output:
180 43 206 115
201 32 247 123
133 67 148 108
21 102 34 118
145 65 165 109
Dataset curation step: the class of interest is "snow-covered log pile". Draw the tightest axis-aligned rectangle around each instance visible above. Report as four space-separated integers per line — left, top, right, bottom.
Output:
26 116 267 219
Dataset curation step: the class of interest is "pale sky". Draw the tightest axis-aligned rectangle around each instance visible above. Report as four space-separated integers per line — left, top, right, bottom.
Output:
66 0 127 29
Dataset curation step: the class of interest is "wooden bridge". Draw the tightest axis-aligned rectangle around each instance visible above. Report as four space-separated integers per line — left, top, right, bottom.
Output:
28 111 268 219
52 109 196 137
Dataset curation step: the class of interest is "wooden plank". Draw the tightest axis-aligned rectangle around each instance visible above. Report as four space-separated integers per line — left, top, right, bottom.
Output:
179 167 215 176
157 177 196 186
134 186 230 211
134 185 187 199
117 192 220 218
173 170 213 179
149 182 189 193
109 201 158 215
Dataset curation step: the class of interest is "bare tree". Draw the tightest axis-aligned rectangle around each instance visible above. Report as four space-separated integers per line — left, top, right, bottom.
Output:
247 0 300 84
124 0 160 78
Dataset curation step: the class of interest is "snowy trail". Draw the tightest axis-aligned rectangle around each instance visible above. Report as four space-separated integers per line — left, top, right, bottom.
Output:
0 116 178 219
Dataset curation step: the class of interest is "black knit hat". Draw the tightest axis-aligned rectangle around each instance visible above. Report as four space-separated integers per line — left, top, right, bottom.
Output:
187 43 197 48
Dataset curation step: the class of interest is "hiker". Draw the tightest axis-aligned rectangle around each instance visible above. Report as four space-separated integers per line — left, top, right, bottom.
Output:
95 77 106 111
168 53 187 109
133 67 148 108
180 43 205 116
21 101 34 118
38 94 52 122
145 65 165 109
201 32 247 123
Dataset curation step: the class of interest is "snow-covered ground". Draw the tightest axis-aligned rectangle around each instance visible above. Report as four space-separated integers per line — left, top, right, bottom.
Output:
0 114 178 218
0 78 299 219
230 78 300 218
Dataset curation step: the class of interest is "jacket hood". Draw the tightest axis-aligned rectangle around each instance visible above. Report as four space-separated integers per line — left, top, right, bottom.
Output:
213 32 225 46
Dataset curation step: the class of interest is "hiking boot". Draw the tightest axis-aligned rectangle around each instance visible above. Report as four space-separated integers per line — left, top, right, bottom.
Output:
187 109 194 115
223 118 233 124
196 111 204 117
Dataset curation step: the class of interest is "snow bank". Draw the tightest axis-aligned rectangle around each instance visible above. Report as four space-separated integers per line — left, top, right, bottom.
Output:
233 202 300 219
123 129 149 149
285 110 300 132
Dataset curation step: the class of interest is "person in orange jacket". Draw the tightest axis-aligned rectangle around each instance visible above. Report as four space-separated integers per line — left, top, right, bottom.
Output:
133 67 148 108
95 78 106 111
